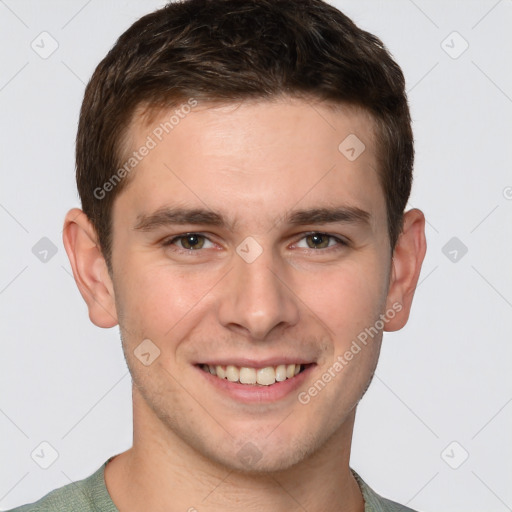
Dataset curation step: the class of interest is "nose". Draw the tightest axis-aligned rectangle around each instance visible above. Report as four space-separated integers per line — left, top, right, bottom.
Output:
217 246 300 340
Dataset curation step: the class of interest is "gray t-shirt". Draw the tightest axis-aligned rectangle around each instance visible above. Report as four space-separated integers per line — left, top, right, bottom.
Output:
7 459 418 512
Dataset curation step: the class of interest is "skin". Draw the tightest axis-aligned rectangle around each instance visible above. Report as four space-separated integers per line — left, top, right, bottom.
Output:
63 97 426 512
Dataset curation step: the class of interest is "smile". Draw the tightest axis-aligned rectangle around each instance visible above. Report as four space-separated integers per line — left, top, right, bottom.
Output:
199 363 306 386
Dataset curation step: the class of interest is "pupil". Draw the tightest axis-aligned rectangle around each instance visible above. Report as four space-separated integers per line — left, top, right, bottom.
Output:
187 235 199 246
313 235 324 245
308 233 328 249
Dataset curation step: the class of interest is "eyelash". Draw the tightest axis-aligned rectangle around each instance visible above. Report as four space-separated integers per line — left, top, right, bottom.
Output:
162 232 348 253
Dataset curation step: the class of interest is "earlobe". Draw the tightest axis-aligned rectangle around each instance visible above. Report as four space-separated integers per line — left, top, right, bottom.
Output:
384 208 426 332
62 208 119 328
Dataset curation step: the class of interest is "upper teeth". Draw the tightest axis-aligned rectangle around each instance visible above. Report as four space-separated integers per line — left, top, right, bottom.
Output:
202 364 302 386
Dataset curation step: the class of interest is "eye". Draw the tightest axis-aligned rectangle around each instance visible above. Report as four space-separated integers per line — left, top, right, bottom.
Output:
164 233 214 250
295 232 346 250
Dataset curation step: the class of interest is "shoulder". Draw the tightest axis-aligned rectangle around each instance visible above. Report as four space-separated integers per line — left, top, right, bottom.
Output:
352 469 420 512
6 461 118 512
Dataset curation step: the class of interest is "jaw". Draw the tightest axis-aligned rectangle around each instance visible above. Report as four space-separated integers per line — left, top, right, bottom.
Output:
127 349 367 475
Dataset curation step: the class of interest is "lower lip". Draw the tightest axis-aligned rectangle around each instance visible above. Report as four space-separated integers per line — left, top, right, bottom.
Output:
196 365 315 403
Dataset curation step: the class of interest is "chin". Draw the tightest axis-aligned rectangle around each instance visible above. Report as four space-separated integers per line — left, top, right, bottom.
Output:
216 451 304 476
202 433 318 476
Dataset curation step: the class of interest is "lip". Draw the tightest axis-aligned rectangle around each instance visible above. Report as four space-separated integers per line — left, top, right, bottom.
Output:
195 363 316 403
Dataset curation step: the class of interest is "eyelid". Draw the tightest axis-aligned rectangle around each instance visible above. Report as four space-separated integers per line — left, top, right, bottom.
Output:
162 232 217 250
291 231 349 250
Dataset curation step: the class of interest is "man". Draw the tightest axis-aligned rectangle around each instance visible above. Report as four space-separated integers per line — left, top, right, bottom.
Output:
9 0 426 510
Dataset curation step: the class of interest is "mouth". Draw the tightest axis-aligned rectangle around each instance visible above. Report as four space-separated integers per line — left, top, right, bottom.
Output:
195 360 315 403
198 363 310 386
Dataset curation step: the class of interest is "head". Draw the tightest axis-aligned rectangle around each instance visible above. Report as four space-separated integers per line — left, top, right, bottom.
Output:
77 0 414 268
64 0 425 474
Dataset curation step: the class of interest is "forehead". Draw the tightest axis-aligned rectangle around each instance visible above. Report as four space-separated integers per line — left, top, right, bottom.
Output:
115 97 385 229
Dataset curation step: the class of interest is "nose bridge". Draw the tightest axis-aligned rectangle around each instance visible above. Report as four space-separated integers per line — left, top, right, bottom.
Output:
217 244 299 340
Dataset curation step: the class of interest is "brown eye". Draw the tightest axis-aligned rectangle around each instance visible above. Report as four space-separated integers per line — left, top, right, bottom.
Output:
175 234 206 250
305 233 331 249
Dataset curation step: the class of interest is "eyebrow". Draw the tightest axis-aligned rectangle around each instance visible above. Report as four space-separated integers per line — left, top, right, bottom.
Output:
134 208 229 231
133 205 371 232
286 206 370 226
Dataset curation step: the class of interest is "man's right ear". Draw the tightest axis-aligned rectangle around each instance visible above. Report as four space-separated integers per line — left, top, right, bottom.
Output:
62 208 119 328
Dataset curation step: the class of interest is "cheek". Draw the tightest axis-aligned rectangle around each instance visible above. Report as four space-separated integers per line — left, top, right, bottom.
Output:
113 258 219 341
313 255 388 337
305 257 388 407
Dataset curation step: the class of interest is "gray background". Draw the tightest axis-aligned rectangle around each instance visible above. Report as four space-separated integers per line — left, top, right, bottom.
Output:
0 1 511 510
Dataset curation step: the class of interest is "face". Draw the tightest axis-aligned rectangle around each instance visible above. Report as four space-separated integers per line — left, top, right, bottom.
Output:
109 97 394 472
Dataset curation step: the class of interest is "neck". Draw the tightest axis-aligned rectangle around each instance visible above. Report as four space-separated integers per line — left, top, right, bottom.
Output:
105 390 364 512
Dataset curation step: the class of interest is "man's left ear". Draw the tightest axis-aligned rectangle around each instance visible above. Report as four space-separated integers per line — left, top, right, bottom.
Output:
384 208 426 332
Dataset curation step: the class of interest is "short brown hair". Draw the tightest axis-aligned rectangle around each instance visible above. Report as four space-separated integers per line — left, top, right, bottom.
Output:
76 0 413 268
